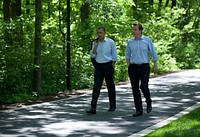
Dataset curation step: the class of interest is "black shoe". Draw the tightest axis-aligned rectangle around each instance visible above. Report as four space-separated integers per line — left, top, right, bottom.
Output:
132 111 143 117
147 105 152 113
108 107 116 111
86 108 96 114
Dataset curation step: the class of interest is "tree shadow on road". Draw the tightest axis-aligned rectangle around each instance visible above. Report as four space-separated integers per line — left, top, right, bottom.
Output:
1 72 200 137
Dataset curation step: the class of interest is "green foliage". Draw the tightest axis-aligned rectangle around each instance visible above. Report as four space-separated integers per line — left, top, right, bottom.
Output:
145 7 200 70
153 41 179 73
173 23 200 69
115 57 129 82
0 19 35 103
41 48 66 95
71 53 94 89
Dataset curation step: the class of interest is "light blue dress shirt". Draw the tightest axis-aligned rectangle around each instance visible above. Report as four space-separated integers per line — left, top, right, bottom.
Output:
90 37 118 63
126 35 158 64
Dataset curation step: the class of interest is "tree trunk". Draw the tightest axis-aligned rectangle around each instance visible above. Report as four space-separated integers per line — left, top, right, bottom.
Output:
66 0 71 90
132 0 138 20
3 0 22 46
11 0 21 19
80 1 90 51
149 0 153 6
171 0 176 8
34 0 42 96
165 0 169 7
157 0 162 16
158 0 162 11
3 0 12 45
12 0 23 47
192 1 200 28
3 0 11 21
48 0 51 18
149 0 154 13
26 0 30 15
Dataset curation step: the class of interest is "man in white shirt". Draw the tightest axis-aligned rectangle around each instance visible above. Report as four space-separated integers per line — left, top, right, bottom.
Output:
126 23 158 117
86 26 118 114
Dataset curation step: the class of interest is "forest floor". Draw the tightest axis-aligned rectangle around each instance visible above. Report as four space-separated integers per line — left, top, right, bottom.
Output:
0 71 181 111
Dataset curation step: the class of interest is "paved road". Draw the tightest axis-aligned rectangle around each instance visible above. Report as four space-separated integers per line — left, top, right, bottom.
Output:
0 69 200 137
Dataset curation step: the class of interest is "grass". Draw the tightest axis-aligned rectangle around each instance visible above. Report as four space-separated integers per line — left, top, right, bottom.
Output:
145 107 200 137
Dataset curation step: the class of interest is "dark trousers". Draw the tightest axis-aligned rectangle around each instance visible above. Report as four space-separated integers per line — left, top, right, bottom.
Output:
128 63 152 112
91 61 116 109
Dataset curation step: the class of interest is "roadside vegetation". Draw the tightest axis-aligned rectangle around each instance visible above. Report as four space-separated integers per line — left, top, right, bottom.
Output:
145 106 200 137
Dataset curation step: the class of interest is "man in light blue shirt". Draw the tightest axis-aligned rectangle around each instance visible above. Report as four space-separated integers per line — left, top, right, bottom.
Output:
86 26 118 114
126 23 158 117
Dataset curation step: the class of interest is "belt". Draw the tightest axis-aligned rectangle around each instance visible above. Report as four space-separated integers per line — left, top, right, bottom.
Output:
131 63 149 67
96 61 112 65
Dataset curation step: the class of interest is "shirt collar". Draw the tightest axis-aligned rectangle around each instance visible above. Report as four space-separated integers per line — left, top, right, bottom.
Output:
103 37 107 42
98 37 107 42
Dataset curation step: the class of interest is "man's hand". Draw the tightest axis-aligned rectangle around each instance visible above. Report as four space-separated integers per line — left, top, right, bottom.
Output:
112 61 116 67
153 62 158 75
92 41 98 54
126 59 130 67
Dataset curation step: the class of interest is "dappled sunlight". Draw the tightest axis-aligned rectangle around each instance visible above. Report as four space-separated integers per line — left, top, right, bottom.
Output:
151 96 174 101
1 70 200 136
19 114 53 119
40 120 126 136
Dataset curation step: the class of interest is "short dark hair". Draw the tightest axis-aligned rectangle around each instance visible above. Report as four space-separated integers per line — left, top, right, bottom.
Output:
133 23 143 31
98 26 106 32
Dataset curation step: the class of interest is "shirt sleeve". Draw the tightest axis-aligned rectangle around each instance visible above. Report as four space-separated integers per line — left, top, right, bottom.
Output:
148 38 158 62
126 41 131 60
111 41 118 61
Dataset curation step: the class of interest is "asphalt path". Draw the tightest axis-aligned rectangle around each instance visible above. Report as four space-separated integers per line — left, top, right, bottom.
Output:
0 69 200 137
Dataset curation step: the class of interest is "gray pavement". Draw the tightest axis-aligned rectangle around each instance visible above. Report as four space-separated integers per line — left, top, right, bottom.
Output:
0 69 200 137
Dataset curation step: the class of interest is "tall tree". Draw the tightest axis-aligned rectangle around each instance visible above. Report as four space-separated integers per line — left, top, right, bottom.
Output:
11 0 21 18
132 0 138 20
66 0 71 90
3 0 11 21
3 0 12 45
148 0 154 13
80 1 90 51
34 0 42 96
3 0 22 46
171 0 176 8
165 0 176 8
165 0 169 7
47 0 51 18
193 1 200 28
58 0 66 43
26 0 30 15
157 0 162 15
149 0 153 5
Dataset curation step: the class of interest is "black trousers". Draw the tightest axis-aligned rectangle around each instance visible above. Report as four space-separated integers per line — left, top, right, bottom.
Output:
91 61 116 109
128 63 152 112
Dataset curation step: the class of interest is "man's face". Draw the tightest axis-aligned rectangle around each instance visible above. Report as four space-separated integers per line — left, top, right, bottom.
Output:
132 25 141 38
97 29 106 41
